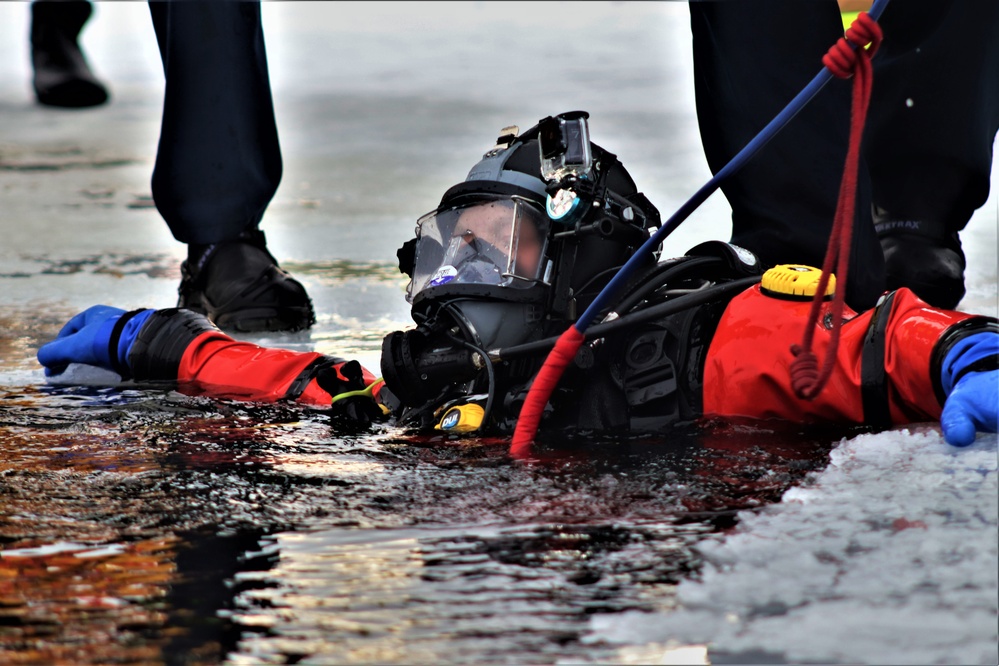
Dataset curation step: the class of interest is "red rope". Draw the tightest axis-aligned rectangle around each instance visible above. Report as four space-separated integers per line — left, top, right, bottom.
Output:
510 326 585 459
790 12 882 400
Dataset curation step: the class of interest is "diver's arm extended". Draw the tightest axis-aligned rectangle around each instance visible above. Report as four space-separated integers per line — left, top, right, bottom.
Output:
703 286 997 444
38 306 377 407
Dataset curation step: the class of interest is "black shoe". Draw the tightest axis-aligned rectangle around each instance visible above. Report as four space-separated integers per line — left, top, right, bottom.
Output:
179 230 316 333
31 0 109 108
874 208 966 310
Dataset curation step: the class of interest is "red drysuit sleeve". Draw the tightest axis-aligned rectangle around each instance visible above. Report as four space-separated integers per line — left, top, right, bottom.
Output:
702 285 977 425
177 330 334 405
127 308 376 406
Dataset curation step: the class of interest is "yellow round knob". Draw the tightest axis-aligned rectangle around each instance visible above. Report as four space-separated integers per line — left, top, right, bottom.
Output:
760 265 835 299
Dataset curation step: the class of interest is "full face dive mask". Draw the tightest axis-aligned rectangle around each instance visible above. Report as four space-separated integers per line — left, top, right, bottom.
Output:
382 113 662 429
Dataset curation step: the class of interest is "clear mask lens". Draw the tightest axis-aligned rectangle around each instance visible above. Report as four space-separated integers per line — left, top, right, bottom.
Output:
407 198 550 302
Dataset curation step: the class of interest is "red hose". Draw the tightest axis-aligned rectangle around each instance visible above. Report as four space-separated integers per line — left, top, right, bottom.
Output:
510 326 585 459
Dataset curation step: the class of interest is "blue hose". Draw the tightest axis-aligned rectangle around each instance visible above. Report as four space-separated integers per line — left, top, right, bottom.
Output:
574 0 890 332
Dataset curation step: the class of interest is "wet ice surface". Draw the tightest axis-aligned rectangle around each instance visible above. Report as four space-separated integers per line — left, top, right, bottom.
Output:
587 431 999 665
1 2 997 664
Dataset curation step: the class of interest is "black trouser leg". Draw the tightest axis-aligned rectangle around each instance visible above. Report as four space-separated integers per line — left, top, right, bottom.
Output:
866 1 999 236
148 1 282 246
689 0 884 310
31 0 109 107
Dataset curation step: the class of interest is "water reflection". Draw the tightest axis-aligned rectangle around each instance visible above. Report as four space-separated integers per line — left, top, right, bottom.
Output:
0 538 177 665
225 522 708 665
0 383 847 663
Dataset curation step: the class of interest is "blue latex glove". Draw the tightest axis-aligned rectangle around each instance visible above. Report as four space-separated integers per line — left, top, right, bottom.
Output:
37 305 153 378
940 332 999 447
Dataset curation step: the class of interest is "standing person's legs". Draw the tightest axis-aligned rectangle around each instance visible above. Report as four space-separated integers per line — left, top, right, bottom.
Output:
149 1 314 332
31 0 109 107
866 0 999 309
689 0 885 310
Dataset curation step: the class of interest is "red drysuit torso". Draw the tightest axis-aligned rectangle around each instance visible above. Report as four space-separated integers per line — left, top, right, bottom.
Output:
702 285 972 424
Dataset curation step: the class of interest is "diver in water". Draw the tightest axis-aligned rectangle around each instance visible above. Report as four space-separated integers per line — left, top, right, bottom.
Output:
36 113 998 447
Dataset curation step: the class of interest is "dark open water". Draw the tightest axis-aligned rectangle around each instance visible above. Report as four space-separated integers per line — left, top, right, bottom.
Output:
0 374 846 664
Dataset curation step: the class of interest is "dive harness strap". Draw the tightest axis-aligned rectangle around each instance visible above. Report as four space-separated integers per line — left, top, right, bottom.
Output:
283 356 331 401
282 356 365 403
860 291 896 428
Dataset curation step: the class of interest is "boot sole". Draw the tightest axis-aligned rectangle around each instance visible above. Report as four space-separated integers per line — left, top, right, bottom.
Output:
35 78 108 108
213 305 316 333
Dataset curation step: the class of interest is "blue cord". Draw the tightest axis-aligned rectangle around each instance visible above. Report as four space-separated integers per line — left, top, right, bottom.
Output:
574 0 890 332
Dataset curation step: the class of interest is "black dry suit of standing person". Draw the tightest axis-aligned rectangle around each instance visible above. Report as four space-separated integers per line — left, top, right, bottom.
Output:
380 113 763 435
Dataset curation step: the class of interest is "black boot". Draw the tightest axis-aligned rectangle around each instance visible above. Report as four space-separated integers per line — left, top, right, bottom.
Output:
31 0 109 108
179 230 316 333
874 207 966 310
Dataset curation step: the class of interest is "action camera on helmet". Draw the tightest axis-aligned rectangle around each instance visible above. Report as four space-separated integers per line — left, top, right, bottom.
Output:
539 111 593 184
539 111 595 224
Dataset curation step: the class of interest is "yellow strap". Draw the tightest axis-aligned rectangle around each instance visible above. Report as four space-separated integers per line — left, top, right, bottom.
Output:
330 378 389 414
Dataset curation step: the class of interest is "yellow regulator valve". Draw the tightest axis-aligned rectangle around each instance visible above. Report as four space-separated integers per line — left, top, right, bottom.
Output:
760 264 836 299
435 403 486 433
